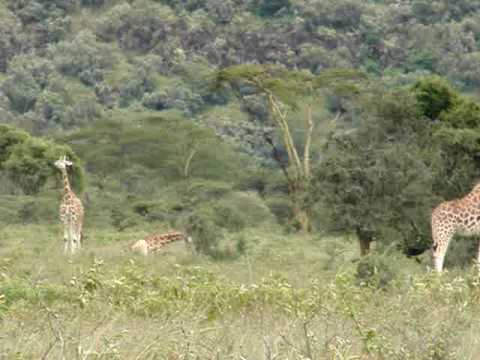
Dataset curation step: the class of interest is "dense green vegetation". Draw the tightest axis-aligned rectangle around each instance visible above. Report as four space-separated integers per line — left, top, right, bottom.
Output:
3 0 480 357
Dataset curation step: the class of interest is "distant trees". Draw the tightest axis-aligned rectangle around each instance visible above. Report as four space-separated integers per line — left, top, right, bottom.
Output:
48 30 115 86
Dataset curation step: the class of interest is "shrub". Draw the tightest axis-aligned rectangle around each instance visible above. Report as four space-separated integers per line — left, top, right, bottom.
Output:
413 76 459 120
265 195 292 225
183 210 222 256
212 203 247 232
355 253 396 288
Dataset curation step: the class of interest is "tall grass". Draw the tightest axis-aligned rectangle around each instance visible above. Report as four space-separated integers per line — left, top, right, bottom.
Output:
1 224 480 359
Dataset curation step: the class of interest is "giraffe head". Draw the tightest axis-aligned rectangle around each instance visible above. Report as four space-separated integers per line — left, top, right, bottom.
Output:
54 155 73 171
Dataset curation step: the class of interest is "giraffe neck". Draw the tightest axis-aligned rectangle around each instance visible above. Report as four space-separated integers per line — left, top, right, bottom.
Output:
61 168 72 195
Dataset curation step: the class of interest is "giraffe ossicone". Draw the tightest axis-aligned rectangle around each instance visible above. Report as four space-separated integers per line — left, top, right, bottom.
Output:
431 182 480 273
54 155 84 255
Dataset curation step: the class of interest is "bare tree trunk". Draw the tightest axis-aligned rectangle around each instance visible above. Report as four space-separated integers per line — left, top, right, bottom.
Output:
293 203 310 232
183 148 197 179
356 227 373 256
303 104 313 179
291 183 311 232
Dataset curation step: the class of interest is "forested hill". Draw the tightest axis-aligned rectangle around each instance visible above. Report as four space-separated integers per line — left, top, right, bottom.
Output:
1 0 480 257
2 0 480 132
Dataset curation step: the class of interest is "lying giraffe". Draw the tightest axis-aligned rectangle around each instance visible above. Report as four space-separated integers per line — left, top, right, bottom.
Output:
54 155 84 255
130 230 192 256
431 183 480 272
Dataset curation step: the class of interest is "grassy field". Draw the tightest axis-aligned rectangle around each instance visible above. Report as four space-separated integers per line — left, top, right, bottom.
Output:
1 224 480 359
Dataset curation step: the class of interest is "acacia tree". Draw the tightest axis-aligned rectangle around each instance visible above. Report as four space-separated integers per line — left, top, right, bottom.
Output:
213 64 362 231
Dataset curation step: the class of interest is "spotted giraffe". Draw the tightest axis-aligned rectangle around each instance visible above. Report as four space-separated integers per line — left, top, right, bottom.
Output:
54 155 84 255
431 182 480 272
130 230 192 256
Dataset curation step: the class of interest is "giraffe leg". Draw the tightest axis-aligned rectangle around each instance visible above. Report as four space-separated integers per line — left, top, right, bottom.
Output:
63 226 69 255
476 239 480 274
68 225 76 255
76 224 83 251
432 232 453 273
73 231 81 253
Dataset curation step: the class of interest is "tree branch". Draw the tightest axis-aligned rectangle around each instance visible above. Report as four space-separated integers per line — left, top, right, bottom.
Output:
303 104 314 179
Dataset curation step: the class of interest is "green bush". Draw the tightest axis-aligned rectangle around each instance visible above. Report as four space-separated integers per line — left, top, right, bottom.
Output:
413 76 459 120
182 210 222 256
355 253 396 288
265 195 292 225
212 203 247 232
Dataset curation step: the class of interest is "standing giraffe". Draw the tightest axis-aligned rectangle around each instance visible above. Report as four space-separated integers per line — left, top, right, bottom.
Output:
54 155 84 255
431 183 480 272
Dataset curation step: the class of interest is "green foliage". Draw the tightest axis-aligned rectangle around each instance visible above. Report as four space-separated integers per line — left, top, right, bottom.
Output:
413 76 459 120
305 0 364 30
48 30 114 85
2 57 43 113
315 90 439 250
183 210 222 256
355 253 396 288
96 1 177 52
440 97 480 128
430 87 480 197
0 124 84 195
254 0 291 17
8 0 74 46
0 8 22 72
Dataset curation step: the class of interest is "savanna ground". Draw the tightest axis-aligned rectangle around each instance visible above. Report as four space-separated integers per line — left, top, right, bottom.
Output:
2 223 480 359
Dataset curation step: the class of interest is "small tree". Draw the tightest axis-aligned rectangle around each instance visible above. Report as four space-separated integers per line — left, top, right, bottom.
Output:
413 76 480 198
314 90 439 255
0 124 84 194
213 64 363 231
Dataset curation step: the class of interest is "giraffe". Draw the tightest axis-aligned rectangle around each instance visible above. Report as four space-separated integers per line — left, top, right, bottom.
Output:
54 155 84 255
431 182 480 272
130 230 192 256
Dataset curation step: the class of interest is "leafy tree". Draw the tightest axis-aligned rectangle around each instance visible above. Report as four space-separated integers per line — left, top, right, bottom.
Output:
8 0 74 47
2 66 41 114
1 53 54 113
413 76 458 121
48 30 114 85
413 76 480 197
96 1 177 52
0 124 84 194
0 9 23 72
213 64 363 231
314 90 439 255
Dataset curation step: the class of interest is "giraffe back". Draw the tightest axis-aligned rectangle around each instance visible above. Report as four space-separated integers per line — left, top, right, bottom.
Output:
432 187 480 239
130 230 190 255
